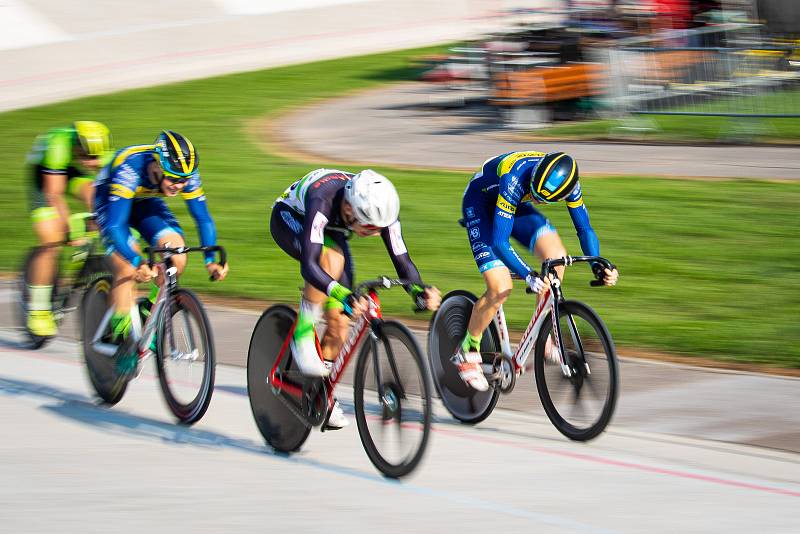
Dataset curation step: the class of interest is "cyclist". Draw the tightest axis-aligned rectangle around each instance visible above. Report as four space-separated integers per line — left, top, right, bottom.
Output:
271 168 441 428
94 130 228 371
458 151 618 391
25 121 113 338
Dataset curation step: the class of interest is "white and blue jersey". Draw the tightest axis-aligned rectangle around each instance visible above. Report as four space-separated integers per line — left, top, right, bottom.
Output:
461 151 599 278
94 145 217 267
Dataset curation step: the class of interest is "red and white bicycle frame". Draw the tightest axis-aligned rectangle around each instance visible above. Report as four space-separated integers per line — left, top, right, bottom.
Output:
268 290 383 411
491 278 570 377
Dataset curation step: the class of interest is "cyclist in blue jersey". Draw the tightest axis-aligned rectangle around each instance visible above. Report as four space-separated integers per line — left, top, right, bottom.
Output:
95 131 228 370
457 151 618 391
271 168 441 429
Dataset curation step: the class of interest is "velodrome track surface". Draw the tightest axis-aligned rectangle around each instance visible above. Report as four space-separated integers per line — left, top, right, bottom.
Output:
1 281 799 532
0 0 521 112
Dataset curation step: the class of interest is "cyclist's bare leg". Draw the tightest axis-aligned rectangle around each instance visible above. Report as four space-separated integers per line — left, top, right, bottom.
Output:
466 266 513 339
30 217 65 287
110 248 141 318
532 231 567 364
532 230 567 293
290 245 346 378
311 246 347 361
153 232 187 287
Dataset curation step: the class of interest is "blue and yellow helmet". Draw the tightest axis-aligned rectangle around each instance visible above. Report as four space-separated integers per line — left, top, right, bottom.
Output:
530 152 579 203
154 130 198 178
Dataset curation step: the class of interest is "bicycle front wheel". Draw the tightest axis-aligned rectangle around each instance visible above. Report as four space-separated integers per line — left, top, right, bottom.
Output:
354 320 432 478
81 277 129 404
156 288 215 425
534 300 619 441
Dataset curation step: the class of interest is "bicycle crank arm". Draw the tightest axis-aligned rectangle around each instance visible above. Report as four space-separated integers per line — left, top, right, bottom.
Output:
270 387 313 429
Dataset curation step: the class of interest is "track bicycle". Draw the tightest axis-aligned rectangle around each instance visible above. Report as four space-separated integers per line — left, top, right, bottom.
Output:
247 277 432 478
81 245 226 425
428 256 619 441
17 212 110 349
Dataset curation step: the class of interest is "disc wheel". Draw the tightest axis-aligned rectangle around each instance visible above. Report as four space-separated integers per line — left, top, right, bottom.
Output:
81 277 130 404
247 305 311 453
427 290 500 424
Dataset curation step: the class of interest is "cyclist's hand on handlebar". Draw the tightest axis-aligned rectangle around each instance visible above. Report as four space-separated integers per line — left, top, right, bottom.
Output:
421 287 442 311
602 267 619 286
592 263 618 286
344 294 369 319
526 272 554 294
206 262 228 281
135 263 157 283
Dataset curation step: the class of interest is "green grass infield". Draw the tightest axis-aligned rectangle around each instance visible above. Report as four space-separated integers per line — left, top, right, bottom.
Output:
1 46 798 367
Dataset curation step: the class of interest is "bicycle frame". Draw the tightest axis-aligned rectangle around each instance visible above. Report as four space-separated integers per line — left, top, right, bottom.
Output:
268 289 383 413
89 244 224 361
89 264 177 361
494 285 550 366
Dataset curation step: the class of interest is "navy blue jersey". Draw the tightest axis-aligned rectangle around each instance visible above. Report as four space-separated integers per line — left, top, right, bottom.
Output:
465 151 599 278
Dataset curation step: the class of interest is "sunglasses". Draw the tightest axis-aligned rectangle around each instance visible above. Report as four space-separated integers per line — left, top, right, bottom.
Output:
162 171 191 184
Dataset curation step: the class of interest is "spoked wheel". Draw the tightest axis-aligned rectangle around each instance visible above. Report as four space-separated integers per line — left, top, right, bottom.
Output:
16 247 59 350
156 288 215 425
427 290 500 424
81 277 130 404
354 320 431 478
247 305 311 453
534 300 619 441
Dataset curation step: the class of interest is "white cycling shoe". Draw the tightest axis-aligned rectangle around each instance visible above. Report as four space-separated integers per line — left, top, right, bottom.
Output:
290 336 330 377
452 347 489 392
324 400 350 430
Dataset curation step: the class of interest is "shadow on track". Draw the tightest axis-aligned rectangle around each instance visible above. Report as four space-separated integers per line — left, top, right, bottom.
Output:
0 375 389 484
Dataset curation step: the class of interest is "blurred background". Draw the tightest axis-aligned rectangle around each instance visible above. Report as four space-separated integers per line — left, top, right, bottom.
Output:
0 2 799 531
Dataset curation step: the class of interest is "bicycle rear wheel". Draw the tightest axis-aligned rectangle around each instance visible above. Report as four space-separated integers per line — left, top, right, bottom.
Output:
17 247 60 349
247 305 311 453
534 300 619 441
427 290 500 424
81 277 130 404
156 288 215 425
354 320 431 478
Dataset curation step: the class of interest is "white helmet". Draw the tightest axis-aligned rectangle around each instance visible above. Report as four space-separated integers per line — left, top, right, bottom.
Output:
344 169 400 227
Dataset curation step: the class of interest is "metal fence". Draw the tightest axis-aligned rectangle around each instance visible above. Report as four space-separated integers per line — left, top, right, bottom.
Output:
605 23 800 123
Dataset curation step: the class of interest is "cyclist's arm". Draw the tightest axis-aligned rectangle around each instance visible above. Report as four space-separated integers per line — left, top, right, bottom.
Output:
299 197 346 300
565 185 600 257
103 190 139 266
40 133 73 229
41 172 70 231
182 177 217 264
379 220 424 296
491 173 534 279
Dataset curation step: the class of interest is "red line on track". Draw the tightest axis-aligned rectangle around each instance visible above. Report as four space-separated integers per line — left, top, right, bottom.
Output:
5 348 799 498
